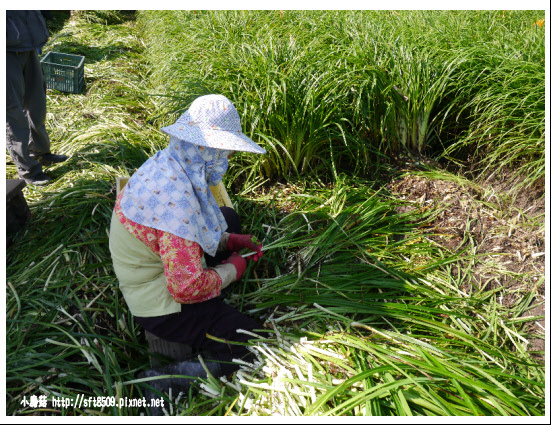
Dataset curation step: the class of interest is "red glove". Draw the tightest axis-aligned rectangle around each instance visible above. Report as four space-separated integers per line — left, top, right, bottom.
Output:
227 234 263 262
222 253 247 281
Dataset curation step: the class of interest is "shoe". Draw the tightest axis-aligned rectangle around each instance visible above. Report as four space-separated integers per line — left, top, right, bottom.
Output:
139 358 222 415
36 153 68 165
24 172 53 186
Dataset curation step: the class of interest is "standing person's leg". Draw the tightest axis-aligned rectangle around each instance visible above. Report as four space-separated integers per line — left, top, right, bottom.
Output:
24 49 51 158
6 51 44 181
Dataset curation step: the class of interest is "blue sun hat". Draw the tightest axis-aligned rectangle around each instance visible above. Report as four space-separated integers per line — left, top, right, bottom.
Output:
161 94 266 154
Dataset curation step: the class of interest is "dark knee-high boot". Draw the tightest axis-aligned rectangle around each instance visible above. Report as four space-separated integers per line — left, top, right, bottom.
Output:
140 358 222 416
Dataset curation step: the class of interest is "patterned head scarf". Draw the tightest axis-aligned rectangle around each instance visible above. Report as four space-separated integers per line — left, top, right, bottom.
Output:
120 136 232 256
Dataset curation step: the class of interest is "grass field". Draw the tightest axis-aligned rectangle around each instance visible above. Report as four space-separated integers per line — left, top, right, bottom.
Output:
139 10 545 188
4 11 546 416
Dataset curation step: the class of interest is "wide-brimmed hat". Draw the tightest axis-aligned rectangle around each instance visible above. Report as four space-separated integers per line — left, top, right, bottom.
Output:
161 94 266 154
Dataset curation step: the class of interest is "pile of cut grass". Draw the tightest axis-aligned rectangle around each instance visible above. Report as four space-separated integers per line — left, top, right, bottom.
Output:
5 10 545 417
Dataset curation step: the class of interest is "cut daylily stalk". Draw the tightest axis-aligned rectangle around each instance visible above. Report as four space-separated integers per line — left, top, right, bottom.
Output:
240 235 291 257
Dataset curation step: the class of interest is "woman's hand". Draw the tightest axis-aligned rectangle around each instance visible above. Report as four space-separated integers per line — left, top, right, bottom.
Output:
222 253 247 281
226 234 263 261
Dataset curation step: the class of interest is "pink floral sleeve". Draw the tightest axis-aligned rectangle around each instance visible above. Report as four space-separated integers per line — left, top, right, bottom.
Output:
115 189 222 304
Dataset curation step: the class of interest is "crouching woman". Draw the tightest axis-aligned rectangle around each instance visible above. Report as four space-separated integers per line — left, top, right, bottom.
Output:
108 95 266 412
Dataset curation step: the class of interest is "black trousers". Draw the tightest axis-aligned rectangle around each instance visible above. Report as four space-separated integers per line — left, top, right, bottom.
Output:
204 206 241 267
135 207 259 376
6 50 51 179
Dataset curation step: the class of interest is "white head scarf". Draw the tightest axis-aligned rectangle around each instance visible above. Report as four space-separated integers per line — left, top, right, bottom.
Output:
120 136 232 256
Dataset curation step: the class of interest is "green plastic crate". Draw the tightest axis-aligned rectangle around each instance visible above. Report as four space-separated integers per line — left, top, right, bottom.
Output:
40 52 85 94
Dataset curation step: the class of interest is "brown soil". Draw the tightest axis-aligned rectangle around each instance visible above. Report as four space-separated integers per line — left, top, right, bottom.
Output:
386 165 545 356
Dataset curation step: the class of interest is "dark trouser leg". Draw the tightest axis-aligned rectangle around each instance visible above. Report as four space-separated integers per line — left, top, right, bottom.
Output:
205 206 242 267
6 50 50 179
25 50 51 156
136 296 259 377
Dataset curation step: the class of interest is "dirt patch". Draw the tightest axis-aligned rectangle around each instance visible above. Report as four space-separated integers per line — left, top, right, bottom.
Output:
387 174 544 277
386 168 545 356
